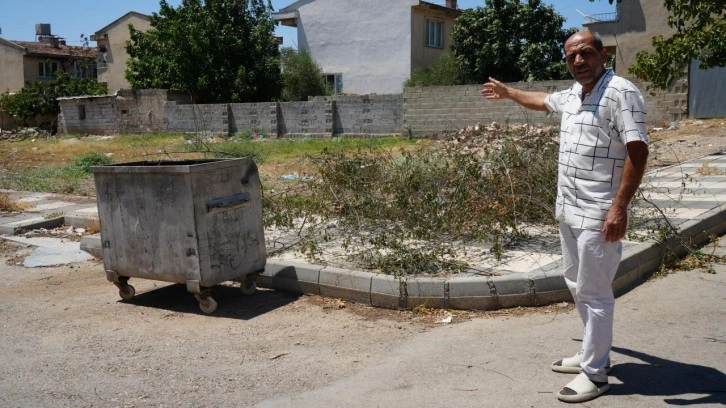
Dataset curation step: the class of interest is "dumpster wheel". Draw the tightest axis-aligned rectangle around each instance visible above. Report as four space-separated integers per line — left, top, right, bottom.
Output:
113 277 136 300
194 293 218 314
119 285 136 300
240 274 258 296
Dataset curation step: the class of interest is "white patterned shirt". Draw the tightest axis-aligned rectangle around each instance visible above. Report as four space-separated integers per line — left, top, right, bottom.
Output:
544 69 648 230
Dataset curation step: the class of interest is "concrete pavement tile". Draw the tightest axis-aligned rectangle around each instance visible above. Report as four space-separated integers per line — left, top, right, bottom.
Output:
23 246 95 267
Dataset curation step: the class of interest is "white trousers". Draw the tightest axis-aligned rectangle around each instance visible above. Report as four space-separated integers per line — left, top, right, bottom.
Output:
559 223 622 382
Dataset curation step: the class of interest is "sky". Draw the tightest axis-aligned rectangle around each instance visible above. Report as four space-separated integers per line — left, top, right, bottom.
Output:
0 0 616 48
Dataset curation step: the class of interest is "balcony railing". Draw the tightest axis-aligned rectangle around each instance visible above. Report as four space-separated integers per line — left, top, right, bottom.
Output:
583 12 620 24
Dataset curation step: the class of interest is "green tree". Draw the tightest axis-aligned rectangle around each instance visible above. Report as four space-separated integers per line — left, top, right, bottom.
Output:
405 53 468 87
125 0 282 103
451 0 575 83
627 0 726 89
0 70 106 126
280 47 327 101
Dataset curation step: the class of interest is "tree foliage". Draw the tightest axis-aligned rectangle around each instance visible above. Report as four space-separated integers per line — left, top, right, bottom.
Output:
451 0 576 83
125 0 282 103
405 53 469 87
0 71 106 126
627 0 726 89
280 47 327 101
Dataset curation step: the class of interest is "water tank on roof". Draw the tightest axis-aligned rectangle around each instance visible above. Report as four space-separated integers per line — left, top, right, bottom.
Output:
35 24 51 36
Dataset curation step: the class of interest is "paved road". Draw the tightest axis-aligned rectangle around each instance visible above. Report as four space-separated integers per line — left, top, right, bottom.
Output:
255 259 726 407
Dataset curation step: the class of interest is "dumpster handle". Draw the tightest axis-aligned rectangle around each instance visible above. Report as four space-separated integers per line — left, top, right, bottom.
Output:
239 161 258 185
207 193 251 212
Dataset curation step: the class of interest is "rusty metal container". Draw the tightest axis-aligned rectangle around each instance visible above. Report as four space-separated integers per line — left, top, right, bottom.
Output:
91 158 266 313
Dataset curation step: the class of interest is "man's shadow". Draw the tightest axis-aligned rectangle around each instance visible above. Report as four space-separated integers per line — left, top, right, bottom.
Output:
610 346 726 405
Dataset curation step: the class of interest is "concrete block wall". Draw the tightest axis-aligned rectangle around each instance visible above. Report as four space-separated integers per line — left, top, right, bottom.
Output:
57 78 693 137
229 102 277 138
1 110 17 130
116 89 168 134
59 96 119 135
278 99 329 137
328 94 404 136
404 80 569 137
165 102 228 135
641 78 688 125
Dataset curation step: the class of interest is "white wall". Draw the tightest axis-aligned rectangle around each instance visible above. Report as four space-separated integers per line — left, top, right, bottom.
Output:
294 0 418 94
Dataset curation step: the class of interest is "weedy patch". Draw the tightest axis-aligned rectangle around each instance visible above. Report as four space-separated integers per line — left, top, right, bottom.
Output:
696 162 726 176
0 192 32 212
263 122 560 276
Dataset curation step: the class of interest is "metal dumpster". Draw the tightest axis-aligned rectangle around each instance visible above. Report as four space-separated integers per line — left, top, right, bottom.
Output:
91 158 266 313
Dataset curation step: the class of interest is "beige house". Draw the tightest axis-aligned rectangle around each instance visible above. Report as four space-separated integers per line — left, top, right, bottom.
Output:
0 26 98 94
583 0 674 76
91 11 151 94
274 0 461 94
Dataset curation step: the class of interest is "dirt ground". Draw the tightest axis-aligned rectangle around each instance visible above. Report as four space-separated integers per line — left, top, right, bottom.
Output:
646 118 726 168
0 238 574 408
0 118 724 407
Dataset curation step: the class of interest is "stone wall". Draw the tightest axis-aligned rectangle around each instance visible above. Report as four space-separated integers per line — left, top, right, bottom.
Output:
57 79 691 137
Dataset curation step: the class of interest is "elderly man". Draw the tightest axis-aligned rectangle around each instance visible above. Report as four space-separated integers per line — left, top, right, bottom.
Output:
482 31 649 403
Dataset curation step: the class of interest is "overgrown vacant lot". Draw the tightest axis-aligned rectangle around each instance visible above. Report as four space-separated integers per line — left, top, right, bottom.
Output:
2 119 725 275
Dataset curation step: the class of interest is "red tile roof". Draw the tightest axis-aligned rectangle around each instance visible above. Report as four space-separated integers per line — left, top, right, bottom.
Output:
13 40 99 59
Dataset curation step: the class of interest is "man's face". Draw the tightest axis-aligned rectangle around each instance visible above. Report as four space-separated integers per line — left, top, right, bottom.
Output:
565 34 607 92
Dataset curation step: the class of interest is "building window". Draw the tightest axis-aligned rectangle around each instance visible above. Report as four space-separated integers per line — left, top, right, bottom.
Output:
38 61 58 78
426 19 443 48
72 60 98 79
324 73 343 94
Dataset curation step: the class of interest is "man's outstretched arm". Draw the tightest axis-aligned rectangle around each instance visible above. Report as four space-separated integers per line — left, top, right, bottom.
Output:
481 77 550 112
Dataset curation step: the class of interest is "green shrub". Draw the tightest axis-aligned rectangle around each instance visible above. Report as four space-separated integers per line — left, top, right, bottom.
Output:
72 151 115 172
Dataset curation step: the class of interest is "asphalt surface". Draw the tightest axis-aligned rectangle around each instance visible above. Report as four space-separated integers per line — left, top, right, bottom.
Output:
257 262 726 408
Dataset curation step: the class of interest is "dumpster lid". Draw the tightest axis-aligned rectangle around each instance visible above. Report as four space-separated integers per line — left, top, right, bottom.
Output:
90 158 253 174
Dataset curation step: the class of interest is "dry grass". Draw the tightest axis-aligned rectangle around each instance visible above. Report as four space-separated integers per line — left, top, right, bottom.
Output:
0 192 32 212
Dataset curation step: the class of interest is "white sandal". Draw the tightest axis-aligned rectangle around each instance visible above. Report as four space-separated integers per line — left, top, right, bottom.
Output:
557 373 610 403
551 352 611 374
